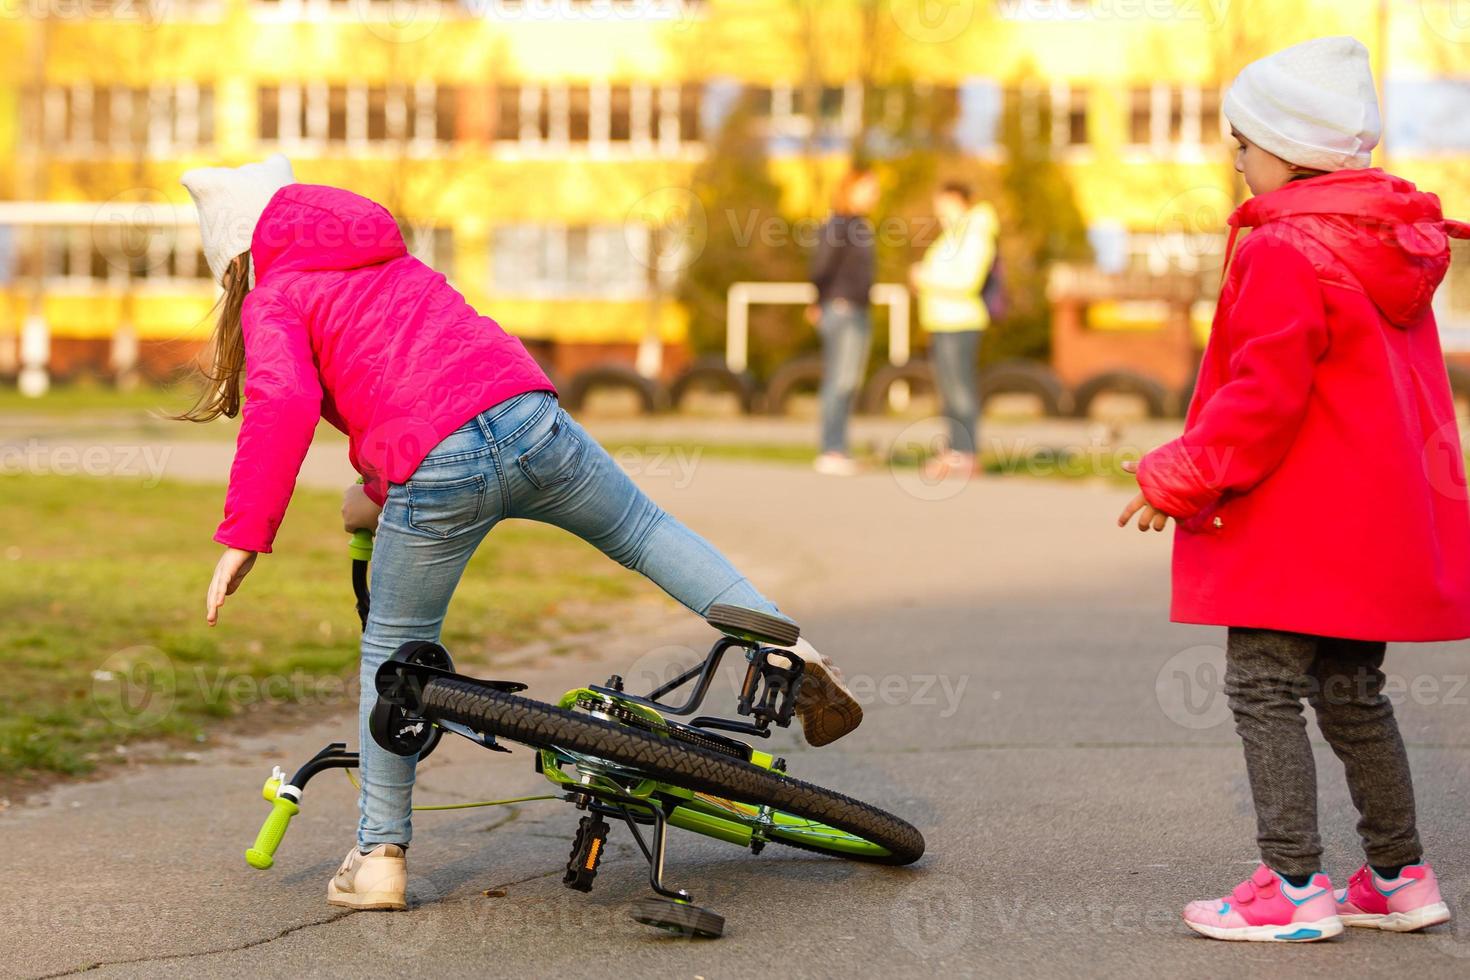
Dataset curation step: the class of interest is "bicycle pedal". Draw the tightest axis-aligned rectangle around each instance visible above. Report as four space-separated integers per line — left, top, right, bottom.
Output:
563 814 610 892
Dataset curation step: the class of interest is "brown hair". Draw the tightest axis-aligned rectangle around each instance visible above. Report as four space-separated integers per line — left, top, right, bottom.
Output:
938 180 973 204
174 251 251 422
832 166 876 215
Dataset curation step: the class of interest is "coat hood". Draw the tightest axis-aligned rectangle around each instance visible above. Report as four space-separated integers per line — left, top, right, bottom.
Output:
250 184 407 285
1230 169 1470 328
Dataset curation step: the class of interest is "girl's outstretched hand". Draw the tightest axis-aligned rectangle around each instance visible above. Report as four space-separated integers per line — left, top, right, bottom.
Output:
1117 460 1171 532
207 547 258 626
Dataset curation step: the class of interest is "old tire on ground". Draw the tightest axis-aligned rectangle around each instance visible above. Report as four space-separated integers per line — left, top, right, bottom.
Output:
561 364 663 414
763 355 825 415
1071 370 1172 419
669 356 758 414
860 362 936 415
979 360 1068 417
419 677 925 865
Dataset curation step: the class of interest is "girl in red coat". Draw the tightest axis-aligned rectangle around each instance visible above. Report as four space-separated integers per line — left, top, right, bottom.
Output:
1119 37 1470 942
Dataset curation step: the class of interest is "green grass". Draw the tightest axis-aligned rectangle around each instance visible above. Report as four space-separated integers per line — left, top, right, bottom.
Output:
0 380 193 417
605 438 1139 483
0 474 658 788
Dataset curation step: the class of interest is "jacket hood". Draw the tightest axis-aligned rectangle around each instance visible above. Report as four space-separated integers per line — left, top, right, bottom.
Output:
251 184 407 284
1230 169 1469 328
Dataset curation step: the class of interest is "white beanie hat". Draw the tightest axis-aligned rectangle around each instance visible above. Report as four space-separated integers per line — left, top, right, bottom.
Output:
1223 36 1381 172
180 153 295 286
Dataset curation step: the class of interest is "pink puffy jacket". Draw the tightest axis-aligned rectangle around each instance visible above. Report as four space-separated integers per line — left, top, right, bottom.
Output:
215 184 554 553
1138 169 1470 642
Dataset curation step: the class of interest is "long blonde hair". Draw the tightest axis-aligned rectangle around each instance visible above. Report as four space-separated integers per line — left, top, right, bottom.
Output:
175 251 251 422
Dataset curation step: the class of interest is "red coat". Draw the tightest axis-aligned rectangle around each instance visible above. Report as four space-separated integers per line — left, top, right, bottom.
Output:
1138 169 1470 642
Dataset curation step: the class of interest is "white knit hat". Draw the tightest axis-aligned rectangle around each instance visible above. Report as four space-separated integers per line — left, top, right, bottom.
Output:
1223 36 1381 172
180 153 295 286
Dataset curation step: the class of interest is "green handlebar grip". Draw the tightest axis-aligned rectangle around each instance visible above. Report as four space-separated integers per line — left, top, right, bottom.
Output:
348 528 375 562
246 794 300 870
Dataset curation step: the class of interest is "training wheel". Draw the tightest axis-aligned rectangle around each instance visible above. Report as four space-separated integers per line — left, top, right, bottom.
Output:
368 642 453 758
630 896 725 939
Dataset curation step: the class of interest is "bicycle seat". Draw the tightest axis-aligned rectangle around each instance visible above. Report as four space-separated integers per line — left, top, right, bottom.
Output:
705 604 800 648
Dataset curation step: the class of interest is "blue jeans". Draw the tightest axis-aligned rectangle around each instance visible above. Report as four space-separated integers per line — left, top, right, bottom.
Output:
357 391 782 848
929 330 983 456
817 301 872 455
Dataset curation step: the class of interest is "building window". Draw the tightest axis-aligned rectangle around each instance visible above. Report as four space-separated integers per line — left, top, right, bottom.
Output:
491 82 699 154
257 83 456 147
609 85 633 141
30 83 216 156
490 224 650 299
34 224 211 287
1003 83 1089 152
1127 84 1225 153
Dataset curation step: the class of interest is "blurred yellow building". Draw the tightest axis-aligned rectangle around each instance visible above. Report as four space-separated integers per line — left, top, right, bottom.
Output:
1 0 1468 392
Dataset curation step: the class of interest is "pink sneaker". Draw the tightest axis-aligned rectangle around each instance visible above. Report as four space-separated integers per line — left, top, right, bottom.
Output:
1183 865 1343 942
1335 863 1452 932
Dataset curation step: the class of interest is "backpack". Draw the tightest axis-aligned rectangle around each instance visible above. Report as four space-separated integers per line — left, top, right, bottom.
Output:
979 243 1008 323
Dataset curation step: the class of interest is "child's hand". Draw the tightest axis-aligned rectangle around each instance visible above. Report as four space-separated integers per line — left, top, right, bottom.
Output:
1117 460 1171 532
206 547 257 626
342 483 383 533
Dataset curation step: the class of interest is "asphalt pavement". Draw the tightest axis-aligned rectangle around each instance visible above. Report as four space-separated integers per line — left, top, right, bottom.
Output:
5 428 1470 978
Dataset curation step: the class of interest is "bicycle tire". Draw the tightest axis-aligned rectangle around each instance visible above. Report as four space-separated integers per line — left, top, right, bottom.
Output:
420 677 924 865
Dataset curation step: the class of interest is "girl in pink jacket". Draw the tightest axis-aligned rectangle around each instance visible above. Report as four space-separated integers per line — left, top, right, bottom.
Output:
177 157 861 911
1120 38 1467 942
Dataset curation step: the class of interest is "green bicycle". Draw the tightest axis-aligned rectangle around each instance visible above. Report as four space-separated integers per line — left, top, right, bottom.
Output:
246 529 925 939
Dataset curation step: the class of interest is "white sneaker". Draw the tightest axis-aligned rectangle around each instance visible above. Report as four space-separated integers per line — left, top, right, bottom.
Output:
327 844 408 911
813 452 861 477
774 638 863 746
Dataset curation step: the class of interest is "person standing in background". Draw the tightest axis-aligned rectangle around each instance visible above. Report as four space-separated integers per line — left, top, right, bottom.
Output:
808 167 880 476
911 182 998 480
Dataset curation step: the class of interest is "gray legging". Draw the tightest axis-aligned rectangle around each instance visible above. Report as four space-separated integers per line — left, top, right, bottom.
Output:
1225 627 1423 878
929 330 982 455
